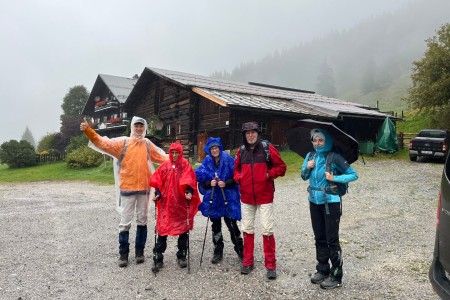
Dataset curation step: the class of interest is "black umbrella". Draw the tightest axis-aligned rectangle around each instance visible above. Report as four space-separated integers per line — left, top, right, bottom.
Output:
286 119 359 164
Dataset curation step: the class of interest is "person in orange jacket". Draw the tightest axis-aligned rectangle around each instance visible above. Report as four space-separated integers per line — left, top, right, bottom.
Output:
80 116 168 267
149 142 200 272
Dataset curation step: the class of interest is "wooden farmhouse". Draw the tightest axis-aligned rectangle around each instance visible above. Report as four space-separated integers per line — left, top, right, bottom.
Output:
81 74 138 138
121 67 397 161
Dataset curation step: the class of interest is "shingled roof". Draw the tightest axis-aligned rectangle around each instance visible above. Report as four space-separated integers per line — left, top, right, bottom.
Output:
146 67 392 120
82 74 138 115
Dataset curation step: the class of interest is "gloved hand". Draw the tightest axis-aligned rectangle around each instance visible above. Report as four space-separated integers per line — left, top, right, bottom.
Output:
153 188 161 202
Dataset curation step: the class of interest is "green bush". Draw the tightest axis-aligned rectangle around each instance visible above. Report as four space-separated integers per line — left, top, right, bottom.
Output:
0 140 38 168
66 145 103 168
66 134 89 154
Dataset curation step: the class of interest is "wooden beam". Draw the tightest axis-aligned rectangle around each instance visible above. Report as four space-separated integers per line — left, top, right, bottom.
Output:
192 87 227 107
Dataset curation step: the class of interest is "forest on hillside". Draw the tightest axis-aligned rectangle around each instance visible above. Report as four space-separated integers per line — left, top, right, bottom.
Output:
211 0 450 113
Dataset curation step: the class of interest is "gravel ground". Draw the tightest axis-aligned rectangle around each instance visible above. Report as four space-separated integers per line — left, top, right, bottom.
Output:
0 158 444 300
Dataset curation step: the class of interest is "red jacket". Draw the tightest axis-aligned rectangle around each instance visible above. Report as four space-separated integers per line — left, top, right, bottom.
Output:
234 142 286 205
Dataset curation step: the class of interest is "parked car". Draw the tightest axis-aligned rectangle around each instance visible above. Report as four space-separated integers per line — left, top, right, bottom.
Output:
409 129 449 162
429 151 450 299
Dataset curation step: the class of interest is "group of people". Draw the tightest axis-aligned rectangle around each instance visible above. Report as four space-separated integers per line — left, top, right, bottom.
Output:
80 116 358 289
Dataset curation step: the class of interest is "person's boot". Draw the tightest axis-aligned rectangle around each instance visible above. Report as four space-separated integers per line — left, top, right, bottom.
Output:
320 261 343 289
320 275 342 289
118 231 130 267
177 250 188 268
211 231 224 264
151 252 164 273
135 225 147 264
263 234 276 279
135 248 145 264
241 233 254 274
311 272 328 284
177 233 189 268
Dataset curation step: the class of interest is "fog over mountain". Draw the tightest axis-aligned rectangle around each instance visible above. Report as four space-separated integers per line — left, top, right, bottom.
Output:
212 0 450 113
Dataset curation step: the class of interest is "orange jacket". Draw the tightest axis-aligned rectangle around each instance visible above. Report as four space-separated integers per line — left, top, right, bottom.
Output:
84 127 168 192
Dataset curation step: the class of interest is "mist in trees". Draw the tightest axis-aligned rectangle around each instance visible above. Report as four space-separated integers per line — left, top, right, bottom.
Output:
211 0 450 112
21 126 36 150
316 60 336 97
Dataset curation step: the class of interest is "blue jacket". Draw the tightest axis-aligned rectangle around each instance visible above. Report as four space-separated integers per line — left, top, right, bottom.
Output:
301 129 358 204
195 137 241 220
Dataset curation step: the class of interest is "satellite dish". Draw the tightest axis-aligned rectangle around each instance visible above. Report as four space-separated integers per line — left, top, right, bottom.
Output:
95 96 100 102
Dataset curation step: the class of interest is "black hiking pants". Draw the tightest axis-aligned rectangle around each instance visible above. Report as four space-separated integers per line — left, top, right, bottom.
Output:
309 202 343 279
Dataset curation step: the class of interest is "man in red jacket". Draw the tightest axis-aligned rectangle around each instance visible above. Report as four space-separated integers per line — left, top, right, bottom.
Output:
234 122 286 279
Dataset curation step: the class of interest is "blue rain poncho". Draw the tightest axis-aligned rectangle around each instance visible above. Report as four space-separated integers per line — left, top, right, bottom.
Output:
195 137 241 220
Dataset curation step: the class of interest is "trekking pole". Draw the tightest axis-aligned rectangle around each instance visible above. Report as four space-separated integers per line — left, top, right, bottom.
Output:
200 184 215 266
220 186 242 259
186 199 190 274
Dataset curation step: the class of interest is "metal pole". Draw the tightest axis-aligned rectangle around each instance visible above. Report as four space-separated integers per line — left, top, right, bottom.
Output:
200 185 215 266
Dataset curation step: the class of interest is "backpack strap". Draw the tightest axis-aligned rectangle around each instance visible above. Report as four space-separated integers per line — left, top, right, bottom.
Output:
261 140 271 163
239 141 272 167
117 139 152 172
325 152 334 173
117 139 130 170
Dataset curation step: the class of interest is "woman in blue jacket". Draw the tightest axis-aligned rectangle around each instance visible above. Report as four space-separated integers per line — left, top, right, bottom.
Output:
196 137 243 263
301 128 358 289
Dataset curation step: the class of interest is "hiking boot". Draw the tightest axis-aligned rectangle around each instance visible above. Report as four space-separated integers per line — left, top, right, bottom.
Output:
266 269 277 280
177 257 188 268
211 254 223 264
135 248 145 264
240 265 254 275
151 261 164 273
311 272 328 284
118 255 128 268
320 275 342 289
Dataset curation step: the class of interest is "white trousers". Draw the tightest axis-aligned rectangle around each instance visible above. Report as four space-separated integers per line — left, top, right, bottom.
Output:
118 194 149 232
241 202 274 236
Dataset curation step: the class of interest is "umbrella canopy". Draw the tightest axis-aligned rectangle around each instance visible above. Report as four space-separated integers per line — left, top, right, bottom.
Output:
286 119 359 164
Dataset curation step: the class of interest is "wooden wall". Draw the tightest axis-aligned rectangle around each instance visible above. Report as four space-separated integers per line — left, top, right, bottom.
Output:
130 74 193 157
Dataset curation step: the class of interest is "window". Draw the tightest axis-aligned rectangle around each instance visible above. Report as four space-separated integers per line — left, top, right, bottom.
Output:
259 122 267 134
176 122 181 134
121 112 127 119
166 124 171 136
103 116 108 123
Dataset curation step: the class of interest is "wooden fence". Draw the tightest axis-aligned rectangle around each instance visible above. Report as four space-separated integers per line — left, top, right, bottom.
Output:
35 153 66 163
397 132 417 149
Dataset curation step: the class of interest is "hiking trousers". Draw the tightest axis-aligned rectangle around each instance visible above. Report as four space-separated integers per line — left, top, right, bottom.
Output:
241 202 274 235
309 201 343 279
119 193 148 232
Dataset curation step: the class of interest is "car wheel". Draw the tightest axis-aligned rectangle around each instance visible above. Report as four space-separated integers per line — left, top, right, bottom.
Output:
410 156 417 161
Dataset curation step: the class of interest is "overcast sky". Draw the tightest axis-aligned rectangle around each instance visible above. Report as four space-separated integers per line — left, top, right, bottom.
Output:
0 0 412 145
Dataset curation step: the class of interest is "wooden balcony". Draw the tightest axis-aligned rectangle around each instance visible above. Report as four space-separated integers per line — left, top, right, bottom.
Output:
95 119 129 131
94 101 119 112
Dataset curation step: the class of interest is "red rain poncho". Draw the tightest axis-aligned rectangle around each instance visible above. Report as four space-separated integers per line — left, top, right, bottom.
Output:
149 142 200 236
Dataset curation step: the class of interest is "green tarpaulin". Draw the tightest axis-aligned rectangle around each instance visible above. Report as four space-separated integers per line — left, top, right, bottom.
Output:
375 117 399 153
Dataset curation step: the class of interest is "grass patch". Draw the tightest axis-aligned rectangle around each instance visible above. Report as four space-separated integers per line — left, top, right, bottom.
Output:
396 110 432 133
0 161 114 184
280 150 304 179
361 148 409 162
